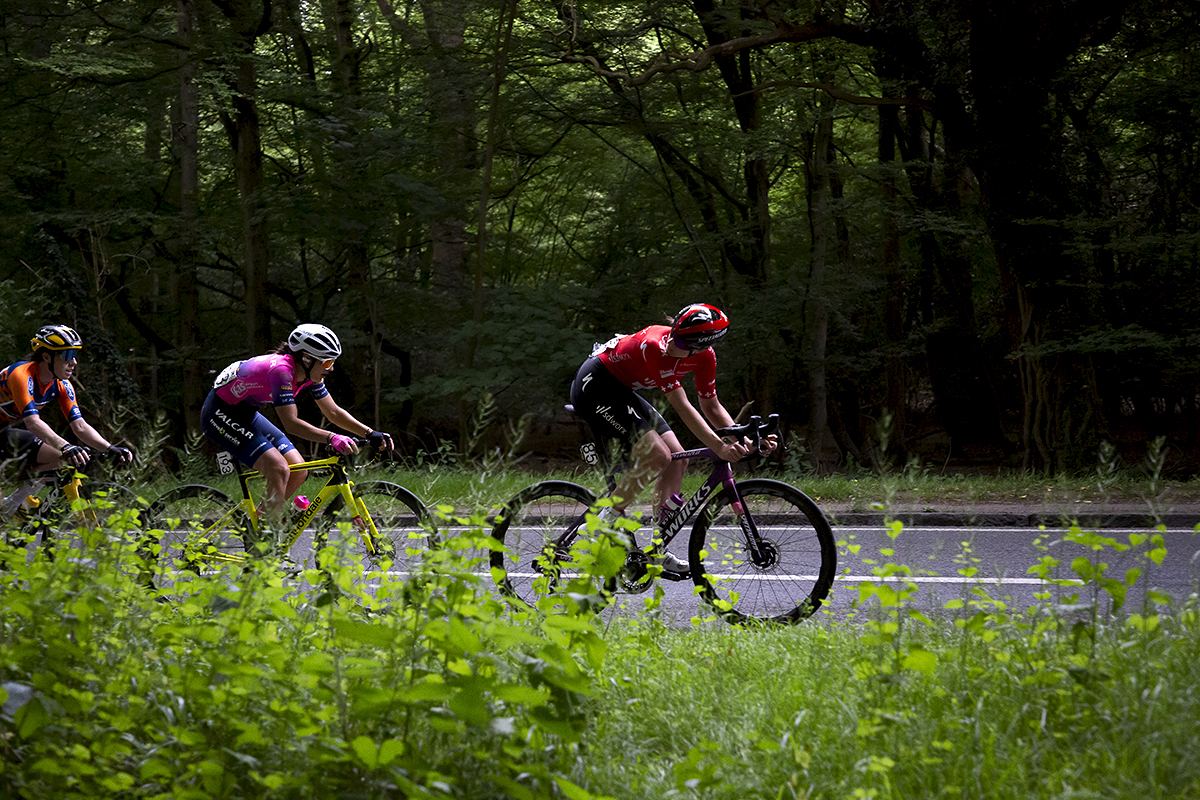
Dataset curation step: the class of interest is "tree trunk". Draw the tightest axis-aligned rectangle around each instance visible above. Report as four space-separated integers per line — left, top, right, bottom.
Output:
216 0 273 353
803 95 836 472
175 0 202 433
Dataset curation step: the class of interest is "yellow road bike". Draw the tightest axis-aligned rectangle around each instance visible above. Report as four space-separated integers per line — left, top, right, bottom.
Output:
2 448 142 559
141 443 435 591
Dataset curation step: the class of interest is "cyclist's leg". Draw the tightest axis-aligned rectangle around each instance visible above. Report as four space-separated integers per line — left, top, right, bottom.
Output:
651 429 688 511
0 429 52 516
569 357 666 512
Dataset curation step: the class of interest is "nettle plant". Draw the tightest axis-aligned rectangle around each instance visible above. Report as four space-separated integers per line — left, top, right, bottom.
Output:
1 508 611 799
841 516 1181 796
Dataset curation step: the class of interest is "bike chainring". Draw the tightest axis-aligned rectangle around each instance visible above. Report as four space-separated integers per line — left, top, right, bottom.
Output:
620 550 653 593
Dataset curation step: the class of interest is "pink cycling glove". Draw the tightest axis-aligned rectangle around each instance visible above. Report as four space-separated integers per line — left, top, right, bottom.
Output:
328 433 356 454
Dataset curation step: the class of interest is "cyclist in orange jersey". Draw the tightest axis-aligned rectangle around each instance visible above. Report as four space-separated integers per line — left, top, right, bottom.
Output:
0 325 132 515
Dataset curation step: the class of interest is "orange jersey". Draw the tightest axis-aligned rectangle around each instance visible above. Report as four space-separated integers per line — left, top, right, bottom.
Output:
0 361 83 425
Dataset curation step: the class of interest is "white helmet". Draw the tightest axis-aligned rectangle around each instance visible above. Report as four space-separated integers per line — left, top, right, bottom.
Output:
287 323 342 361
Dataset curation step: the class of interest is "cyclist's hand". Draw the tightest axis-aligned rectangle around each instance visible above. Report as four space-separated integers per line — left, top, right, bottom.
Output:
107 445 134 466
329 433 359 455
366 430 394 451
60 443 89 468
715 439 750 462
757 434 779 455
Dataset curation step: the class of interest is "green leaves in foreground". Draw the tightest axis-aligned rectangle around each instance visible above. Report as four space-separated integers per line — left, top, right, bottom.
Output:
0 512 606 799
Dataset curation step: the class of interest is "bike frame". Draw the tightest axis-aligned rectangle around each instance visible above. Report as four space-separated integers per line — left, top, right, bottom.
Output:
177 454 382 565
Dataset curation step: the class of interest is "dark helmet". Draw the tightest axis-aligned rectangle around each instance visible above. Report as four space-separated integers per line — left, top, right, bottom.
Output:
287 323 342 361
670 304 729 350
31 324 83 353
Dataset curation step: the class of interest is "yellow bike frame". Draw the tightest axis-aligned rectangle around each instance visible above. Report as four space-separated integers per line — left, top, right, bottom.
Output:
175 453 382 566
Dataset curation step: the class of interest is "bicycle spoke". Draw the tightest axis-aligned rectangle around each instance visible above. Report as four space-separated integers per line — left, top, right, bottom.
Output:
690 478 836 624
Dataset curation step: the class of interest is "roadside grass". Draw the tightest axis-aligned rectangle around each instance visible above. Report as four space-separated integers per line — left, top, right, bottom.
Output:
6 471 1200 798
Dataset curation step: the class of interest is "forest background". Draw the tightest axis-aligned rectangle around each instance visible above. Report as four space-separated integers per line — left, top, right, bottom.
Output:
2 0 1198 478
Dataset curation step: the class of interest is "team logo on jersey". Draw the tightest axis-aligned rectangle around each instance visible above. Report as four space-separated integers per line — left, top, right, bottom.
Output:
595 405 627 435
26 377 34 396
230 381 250 398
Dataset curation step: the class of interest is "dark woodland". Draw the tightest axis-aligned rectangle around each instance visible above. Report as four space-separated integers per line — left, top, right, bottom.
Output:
2 0 1199 476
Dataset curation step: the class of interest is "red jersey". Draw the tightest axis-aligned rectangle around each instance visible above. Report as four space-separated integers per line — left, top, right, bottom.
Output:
596 325 717 398
0 360 84 425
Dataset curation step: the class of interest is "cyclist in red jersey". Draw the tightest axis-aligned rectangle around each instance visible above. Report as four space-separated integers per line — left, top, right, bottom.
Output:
0 325 133 515
569 303 774 574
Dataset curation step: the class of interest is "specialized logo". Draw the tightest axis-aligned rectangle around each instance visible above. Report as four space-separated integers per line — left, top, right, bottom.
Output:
627 405 641 420
595 405 627 435
581 372 593 392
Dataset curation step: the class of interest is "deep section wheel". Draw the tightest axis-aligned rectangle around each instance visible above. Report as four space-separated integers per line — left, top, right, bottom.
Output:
490 480 619 613
689 478 836 624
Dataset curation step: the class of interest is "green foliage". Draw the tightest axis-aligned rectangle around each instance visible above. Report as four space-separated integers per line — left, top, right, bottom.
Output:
0 509 610 799
6 482 1200 798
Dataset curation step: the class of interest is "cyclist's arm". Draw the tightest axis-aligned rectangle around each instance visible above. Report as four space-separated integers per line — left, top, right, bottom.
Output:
698 394 778 455
23 412 70 452
68 418 114 452
697 394 736 429
274 401 344 443
312 393 373 438
666 388 747 461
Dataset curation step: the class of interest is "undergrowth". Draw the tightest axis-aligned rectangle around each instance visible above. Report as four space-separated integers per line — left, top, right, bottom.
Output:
3 488 1200 798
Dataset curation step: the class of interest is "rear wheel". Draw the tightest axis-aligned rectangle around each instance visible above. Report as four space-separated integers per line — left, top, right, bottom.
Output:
145 485 249 581
490 481 619 613
689 479 836 625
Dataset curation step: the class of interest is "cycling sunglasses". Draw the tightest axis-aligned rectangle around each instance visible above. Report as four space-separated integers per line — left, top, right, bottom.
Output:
320 357 336 370
58 349 80 363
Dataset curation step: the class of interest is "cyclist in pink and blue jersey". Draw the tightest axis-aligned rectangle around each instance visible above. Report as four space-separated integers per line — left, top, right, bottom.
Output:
201 323 393 523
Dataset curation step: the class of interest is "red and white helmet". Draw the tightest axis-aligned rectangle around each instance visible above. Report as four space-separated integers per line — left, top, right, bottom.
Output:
670 304 729 350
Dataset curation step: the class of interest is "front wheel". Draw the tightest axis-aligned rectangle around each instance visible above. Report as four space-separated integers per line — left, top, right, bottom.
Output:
490 481 619 613
689 478 836 625
314 481 436 598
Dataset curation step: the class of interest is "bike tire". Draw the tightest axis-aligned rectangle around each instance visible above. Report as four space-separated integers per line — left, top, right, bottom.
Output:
144 484 250 579
490 480 618 613
314 480 436 594
688 478 836 625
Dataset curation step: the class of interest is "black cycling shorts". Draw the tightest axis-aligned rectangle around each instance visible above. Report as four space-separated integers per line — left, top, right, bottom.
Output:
569 357 670 465
0 425 43 476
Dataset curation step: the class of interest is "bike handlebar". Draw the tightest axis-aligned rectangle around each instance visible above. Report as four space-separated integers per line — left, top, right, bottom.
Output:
713 414 781 452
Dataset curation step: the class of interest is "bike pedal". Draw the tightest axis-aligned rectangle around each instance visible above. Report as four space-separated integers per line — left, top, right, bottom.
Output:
658 569 691 582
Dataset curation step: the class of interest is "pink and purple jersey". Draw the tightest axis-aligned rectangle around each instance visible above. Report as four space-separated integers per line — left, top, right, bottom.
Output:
596 325 718 398
212 353 329 408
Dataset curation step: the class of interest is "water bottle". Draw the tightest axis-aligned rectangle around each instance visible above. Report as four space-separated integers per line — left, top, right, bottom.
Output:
656 493 684 527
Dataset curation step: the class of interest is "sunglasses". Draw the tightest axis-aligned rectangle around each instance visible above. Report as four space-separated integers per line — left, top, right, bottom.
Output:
321 358 336 370
58 349 80 363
